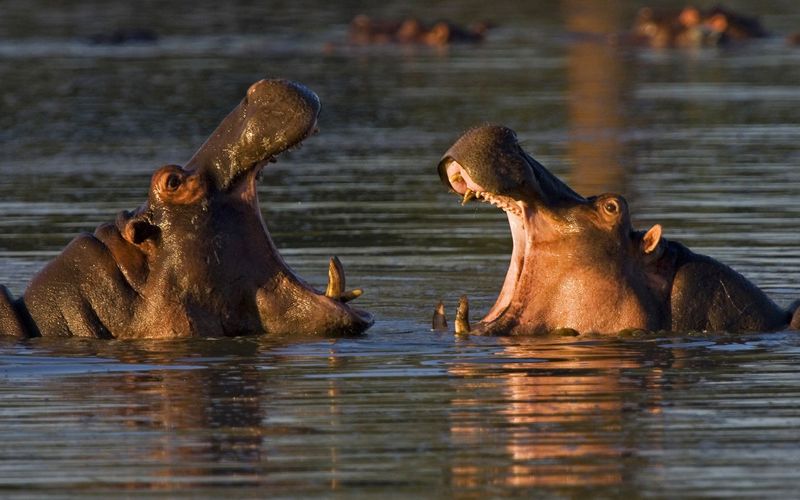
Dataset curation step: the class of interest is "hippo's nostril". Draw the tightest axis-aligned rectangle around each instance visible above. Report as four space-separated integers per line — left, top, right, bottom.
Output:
246 80 264 102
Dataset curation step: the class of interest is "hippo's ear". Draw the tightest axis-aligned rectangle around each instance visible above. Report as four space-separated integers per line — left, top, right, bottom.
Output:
427 22 451 45
122 215 160 251
641 224 662 255
708 13 729 33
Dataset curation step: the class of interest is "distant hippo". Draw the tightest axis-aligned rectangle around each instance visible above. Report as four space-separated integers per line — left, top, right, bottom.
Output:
436 125 800 335
0 79 373 339
631 5 767 48
348 15 489 46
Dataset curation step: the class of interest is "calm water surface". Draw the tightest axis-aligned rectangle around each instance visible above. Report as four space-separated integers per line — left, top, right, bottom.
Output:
1 0 800 497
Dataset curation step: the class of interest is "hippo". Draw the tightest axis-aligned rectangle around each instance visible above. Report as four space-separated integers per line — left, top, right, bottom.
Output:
631 5 767 48
0 79 373 339
87 28 158 45
436 125 800 335
348 15 489 47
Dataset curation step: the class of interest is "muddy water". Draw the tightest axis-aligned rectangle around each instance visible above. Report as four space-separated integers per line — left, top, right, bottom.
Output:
2 0 800 496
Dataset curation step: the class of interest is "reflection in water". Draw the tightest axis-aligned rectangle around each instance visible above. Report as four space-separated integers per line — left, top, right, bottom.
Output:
74 341 352 492
1 0 800 496
563 0 629 195
40 340 270 491
2 332 800 497
449 338 670 490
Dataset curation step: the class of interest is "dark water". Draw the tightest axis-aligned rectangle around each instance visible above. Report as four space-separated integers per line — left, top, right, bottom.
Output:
2 0 800 496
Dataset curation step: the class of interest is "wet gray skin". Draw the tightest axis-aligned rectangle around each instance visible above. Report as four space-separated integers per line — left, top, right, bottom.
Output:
439 125 798 335
0 79 373 339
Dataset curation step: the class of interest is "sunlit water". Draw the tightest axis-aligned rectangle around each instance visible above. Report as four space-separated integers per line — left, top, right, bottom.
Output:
2 0 800 496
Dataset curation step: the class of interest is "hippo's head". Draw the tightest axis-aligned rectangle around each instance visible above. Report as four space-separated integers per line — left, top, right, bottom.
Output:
94 79 372 338
439 125 664 335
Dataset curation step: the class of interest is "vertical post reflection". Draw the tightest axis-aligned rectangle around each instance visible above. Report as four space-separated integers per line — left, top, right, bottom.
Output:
563 0 629 195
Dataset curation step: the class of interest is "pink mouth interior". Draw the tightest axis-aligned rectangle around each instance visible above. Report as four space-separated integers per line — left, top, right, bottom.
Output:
444 160 529 324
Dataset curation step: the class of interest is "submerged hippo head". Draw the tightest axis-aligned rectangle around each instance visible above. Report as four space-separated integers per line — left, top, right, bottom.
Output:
1 79 373 339
438 125 669 335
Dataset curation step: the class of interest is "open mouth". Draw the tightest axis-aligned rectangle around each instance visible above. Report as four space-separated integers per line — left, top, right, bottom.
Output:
251 122 372 328
437 125 592 334
442 158 531 328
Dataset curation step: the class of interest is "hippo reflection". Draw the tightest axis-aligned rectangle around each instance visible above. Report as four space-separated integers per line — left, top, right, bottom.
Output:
0 79 373 339
438 125 800 335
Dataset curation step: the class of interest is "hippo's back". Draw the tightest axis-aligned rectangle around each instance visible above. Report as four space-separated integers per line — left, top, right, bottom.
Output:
669 243 789 332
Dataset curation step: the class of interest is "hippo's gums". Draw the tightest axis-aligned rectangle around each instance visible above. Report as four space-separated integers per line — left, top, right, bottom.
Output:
436 125 800 335
0 79 373 339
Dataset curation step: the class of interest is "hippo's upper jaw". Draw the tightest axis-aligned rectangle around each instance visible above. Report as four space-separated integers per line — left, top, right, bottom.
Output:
4 79 373 339
187 79 322 193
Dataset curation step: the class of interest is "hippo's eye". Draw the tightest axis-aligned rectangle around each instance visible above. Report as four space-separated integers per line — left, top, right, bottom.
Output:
165 173 182 191
603 200 619 215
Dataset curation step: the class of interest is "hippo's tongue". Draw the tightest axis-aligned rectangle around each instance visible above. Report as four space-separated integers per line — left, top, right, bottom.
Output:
185 79 321 191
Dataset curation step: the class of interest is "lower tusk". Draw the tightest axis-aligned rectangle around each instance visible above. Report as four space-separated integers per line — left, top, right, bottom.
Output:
432 301 448 331
340 289 363 303
455 295 470 334
325 256 345 300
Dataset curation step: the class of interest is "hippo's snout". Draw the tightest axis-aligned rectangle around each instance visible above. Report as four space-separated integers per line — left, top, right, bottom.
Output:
187 79 321 191
440 125 585 207
439 125 535 200
245 79 320 117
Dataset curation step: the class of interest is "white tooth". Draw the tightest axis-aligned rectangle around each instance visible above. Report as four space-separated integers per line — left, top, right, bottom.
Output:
461 189 476 205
